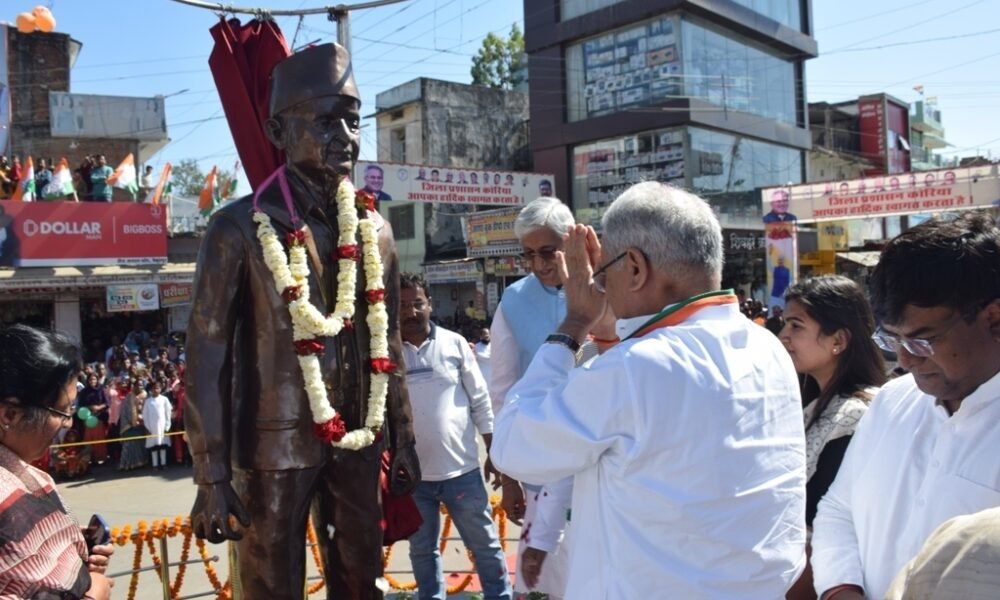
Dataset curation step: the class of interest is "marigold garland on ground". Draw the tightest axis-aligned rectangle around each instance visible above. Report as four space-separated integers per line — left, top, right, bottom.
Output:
106 498 508 598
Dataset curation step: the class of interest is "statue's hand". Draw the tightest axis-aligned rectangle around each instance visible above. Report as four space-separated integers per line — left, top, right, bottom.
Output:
388 442 421 496
190 482 251 543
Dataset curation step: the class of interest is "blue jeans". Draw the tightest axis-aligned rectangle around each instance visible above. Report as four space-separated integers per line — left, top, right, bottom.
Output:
409 469 512 600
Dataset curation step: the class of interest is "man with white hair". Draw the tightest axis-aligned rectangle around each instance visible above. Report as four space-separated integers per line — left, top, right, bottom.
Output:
489 196 575 597
491 182 807 598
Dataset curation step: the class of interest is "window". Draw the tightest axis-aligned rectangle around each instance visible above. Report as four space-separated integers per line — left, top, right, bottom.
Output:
681 18 798 126
728 0 803 31
561 0 625 21
390 128 406 163
565 16 800 125
571 126 686 228
566 16 681 122
388 204 415 240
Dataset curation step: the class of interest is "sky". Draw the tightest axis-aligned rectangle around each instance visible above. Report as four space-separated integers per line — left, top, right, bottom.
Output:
10 0 1000 196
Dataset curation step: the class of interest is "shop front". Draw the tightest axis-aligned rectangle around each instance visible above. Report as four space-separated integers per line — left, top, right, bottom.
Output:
0 263 194 358
423 259 486 335
465 208 528 316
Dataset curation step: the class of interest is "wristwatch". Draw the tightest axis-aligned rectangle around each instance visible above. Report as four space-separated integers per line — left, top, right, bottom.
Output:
545 333 581 355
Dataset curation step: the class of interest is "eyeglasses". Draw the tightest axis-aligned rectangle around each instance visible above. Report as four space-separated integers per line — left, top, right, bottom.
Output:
400 300 428 311
45 406 75 425
519 247 559 266
593 251 629 293
872 324 954 358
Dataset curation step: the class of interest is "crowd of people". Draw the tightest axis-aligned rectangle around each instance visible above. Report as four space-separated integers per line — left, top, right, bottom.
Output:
2 182 999 599
0 154 155 201
33 320 188 479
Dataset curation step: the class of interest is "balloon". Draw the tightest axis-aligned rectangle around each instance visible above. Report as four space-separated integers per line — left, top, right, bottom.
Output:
76 406 91 420
16 12 36 34
32 6 52 18
35 12 55 33
85 415 99 429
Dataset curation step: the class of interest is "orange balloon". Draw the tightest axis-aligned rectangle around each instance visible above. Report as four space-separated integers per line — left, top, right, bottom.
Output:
32 6 52 18
35 12 55 32
16 12 36 34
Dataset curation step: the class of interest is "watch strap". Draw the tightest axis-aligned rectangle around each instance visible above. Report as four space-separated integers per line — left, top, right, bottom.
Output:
545 333 581 354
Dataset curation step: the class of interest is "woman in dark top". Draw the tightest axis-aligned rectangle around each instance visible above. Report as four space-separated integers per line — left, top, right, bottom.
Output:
780 275 887 600
76 373 110 464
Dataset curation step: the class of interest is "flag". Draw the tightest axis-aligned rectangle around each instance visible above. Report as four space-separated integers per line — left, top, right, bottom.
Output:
220 160 240 201
199 166 218 216
11 156 35 201
108 153 139 199
43 158 76 200
913 84 924 95
147 162 172 205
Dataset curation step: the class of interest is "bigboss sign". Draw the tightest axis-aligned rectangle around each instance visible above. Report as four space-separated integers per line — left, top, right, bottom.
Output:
0 201 167 267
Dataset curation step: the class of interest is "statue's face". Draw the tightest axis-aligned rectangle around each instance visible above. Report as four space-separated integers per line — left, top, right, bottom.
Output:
275 95 361 179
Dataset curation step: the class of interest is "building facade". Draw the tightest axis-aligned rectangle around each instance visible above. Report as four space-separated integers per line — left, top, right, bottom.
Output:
524 0 817 290
369 78 532 326
0 25 187 347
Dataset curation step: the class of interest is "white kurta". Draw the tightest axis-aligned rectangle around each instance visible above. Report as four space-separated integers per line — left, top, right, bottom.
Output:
491 303 807 599
811 371 1000 599
142 394 172 449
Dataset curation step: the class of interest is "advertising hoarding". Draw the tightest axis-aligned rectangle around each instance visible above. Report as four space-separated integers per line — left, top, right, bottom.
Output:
466 208 521 257
107 283 160 313
0 201 167 267
355 161 554 207
760 166 1000 224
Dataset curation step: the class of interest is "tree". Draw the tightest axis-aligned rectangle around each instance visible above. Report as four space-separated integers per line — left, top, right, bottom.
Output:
471 23 525 90
172 158 206 197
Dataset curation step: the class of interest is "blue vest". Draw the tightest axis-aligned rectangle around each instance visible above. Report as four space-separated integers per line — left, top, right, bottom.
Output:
498 274 567 377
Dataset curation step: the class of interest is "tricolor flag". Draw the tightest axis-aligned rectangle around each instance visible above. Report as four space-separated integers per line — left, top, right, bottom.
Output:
11 156 35 201
107 153 139 199
219 160 240 201
199 166 218 216
147 162 172 205
42 158 77 200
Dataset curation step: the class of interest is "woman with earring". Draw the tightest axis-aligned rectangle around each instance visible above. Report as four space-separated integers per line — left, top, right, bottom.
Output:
0 324 113 599
780 276 887 600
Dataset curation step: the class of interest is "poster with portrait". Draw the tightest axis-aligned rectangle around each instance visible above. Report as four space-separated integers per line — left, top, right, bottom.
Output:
354 161 554 206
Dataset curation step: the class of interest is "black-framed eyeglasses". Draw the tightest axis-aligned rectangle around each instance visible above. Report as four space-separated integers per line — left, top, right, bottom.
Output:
593 251 629 293
45 406 75 425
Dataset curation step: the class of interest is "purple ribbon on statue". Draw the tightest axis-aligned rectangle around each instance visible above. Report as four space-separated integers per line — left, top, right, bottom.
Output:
252 166 300 226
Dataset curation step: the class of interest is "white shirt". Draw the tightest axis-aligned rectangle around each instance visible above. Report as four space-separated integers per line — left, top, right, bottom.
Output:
487 305 517 416
402 324 494 482
811 370 1000 599
142 393 172 448
491 303 807 599
474 340 491 385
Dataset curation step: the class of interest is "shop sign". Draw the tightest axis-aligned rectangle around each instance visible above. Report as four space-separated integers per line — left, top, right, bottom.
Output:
355 161 554 207
0 201 167 267
727 231 765 252
424 261 482 284
107 283 160 313
467 208 521 257
486 256 527 277
159 282 193 307
761 165 1000 223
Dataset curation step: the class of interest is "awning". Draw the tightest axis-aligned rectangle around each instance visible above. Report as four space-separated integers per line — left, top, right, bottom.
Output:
836 251 881 268
0 262 196 292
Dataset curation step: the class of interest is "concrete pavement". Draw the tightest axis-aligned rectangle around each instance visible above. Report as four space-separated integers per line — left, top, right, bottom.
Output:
57 462 520 599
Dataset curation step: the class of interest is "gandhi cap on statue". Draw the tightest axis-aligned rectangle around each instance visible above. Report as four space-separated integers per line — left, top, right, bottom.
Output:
269 43 361 117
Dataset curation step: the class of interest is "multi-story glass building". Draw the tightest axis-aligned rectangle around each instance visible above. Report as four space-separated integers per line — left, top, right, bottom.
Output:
524 0 817 247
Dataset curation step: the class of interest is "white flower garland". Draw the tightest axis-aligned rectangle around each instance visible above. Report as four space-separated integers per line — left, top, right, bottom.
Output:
252 177 391 451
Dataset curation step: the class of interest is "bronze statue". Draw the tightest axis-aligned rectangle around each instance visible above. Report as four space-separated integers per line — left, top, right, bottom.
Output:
185 43 420 599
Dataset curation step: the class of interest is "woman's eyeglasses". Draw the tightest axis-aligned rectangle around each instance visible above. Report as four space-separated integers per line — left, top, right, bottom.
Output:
45 406 75 425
